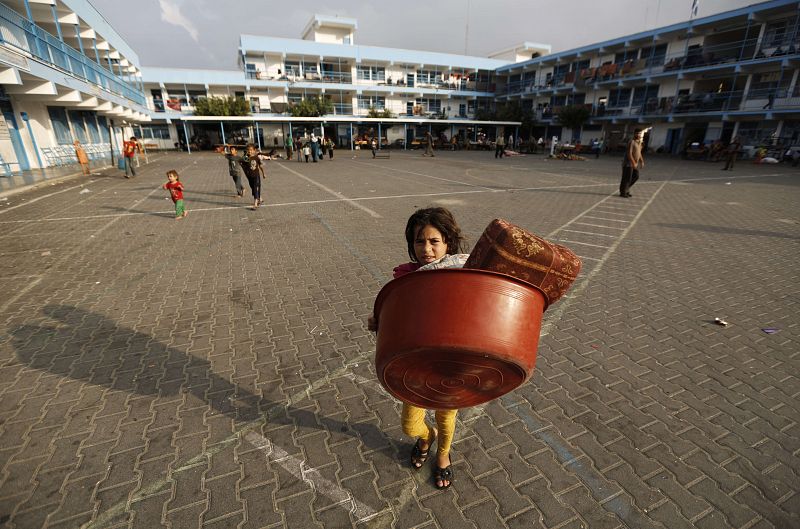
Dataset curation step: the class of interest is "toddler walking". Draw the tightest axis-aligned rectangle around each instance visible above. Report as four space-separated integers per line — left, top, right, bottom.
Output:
163 169 187 219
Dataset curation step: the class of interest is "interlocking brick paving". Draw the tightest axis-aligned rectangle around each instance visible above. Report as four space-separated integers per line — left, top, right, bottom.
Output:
0 150 797 528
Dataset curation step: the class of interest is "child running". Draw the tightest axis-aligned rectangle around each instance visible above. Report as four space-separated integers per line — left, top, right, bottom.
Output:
239 143 265 209
368 207 469 489
73 140 90 175
222 145 245 198
162 169 187 219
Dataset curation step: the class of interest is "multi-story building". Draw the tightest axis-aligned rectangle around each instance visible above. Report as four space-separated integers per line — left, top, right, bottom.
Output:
0 0 149 175
140 15 545 151
495 0 800 153
1 0 799 177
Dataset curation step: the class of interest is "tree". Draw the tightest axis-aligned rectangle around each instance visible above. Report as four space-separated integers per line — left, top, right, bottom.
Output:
367 106 396 118
477 101 536 137
193 96 250 116
556 105 592 140
290 97 333 117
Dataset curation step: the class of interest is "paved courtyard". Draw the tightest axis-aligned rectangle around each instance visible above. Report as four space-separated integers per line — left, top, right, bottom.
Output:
0 149 797 529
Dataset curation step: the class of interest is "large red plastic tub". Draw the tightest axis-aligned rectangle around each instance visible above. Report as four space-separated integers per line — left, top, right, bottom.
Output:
374 269 546 409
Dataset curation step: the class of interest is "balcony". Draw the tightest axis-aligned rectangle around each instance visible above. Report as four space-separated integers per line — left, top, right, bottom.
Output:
593 89 798 119
0 3 145 106
500 36 800 97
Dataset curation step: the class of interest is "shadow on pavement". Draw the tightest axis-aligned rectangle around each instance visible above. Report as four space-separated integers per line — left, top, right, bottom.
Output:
9 305 391 452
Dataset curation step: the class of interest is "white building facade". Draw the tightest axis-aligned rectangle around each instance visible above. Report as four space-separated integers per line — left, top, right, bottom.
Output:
0 0 149 176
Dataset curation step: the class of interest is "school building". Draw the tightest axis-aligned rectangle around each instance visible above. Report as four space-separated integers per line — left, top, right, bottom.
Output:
0 0 799 180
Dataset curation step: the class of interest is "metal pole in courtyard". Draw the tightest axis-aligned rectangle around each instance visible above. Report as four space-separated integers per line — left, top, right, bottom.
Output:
350 123 354 150
378 122 382 150
182 121 191 153
404 123 407 150
255 121 261 150
220 122 226 144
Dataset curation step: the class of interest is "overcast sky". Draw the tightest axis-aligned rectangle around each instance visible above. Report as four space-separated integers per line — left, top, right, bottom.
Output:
91 0 755 69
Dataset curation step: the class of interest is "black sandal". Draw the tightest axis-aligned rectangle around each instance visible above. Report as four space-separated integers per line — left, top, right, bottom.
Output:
433 456 454 489
410 438 430 470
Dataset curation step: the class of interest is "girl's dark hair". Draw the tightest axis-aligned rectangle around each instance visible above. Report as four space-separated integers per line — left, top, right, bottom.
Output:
166 169 179 180
404 207 466 262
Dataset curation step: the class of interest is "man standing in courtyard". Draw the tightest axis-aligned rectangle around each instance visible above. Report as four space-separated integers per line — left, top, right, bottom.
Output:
495 134 505 158
619 128 644 198
123 136 141 178
723 136 741 171
423 131 435 157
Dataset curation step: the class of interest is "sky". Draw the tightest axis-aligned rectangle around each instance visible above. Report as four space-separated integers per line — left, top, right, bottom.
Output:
90 0 757 69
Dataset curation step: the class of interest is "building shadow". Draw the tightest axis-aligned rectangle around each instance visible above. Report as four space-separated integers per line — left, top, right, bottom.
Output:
8 305 390 452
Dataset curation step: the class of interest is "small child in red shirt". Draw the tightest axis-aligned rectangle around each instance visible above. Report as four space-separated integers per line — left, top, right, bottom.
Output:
163 169 187 219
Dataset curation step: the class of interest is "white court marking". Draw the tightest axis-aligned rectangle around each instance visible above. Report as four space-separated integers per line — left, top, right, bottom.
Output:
554 239 611 249
243 432 382 524
574 222 626 230
561 229 619 238
276 162 382 218
581 216 630 223
352 159 496 191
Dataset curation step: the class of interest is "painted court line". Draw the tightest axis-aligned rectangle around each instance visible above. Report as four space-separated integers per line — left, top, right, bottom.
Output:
83 349 378 529
352 159 496 191
573 222 626 230
243 431 381 523
540 180 670 337
582 216 630 223
276 162 382 218
561 229 619 238
553 239 611 249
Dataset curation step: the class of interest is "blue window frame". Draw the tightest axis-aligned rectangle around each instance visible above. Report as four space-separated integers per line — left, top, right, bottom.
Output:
68 110 88 143
48 107 72 144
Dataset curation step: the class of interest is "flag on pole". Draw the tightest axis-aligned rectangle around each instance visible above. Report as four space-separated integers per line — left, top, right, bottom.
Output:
691 0 700 18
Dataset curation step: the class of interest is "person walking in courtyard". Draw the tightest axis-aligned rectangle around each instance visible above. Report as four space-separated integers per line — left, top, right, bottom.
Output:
619 128 644 198
368 207 468 489
723 136 741 171
162 169 187 219
422 131 435 157
285 135 293 160
303 142 311 162
371 136 378 158
495 134 505 158
326 136 334 159
222 146 245 197
122 136 141 178
310 133 320 162
239 143 265 209
73 140 90 176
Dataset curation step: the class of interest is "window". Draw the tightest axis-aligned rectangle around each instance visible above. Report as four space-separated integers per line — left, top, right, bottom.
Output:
416 70 441 85
167 91 188 106
458 103 467 117
285 61 301 76
639 44 667 67
140 125 171 140
48 107 72 144
608 88 632 108
632 85 659 107
186 90 207 104
288 93 303 104
356 66 385 81
357 95 385 109
68 110 88 143
246 63 257 77
406 101 414 115
615 50 636 65
97 116 109 142
85 112 101 143
418 98 441 113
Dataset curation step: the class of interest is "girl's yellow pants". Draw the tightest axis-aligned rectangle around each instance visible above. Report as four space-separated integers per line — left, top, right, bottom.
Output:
401 403 458 457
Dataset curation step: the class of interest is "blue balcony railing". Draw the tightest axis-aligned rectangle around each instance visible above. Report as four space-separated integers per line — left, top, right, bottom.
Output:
0 3 145 106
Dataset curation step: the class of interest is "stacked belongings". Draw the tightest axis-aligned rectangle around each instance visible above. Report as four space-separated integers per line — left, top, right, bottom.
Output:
374 219 581 409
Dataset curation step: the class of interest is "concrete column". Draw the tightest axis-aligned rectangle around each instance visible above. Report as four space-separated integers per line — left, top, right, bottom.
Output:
739 74 754 110
786 69 799 97
73 25 85 54
182 121 191 153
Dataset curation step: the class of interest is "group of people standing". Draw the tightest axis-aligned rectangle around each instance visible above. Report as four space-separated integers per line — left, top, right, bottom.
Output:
284 133 334 162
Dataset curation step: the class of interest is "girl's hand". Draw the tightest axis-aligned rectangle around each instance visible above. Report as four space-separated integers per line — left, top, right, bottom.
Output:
367 315 378 332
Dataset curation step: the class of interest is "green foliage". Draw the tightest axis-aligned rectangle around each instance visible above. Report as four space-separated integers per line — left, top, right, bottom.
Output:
290 97 334 117
366 106 396 118
555 104 592 131
193 96 250 116
476 101 536 136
